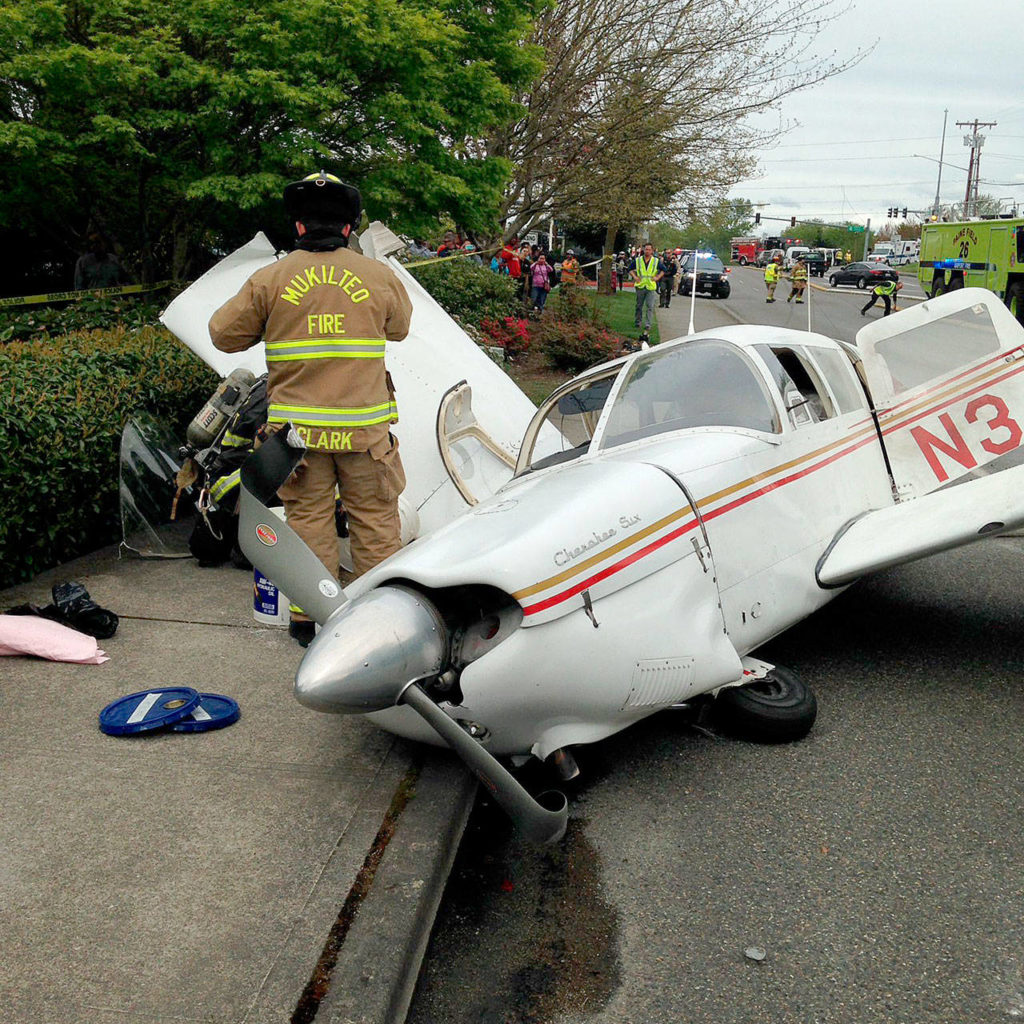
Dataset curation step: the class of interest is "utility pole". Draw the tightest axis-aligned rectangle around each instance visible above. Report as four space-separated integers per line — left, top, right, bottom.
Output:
957 118 997 218
862 218 871 260
932 108 948 220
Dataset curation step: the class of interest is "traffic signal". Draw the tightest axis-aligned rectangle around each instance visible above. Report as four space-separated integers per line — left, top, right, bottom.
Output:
887 207 893 218
901 207 908 219
790 216 796 227
755 212 761 225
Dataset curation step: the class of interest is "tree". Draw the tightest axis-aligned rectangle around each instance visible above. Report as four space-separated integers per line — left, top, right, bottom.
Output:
492 0 866 252
0 0 545 288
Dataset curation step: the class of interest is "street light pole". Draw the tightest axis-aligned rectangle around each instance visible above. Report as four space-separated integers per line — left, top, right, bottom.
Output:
932 108 948 220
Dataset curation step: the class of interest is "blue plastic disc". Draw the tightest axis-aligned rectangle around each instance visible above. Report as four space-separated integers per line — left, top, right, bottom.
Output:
99 687 201 736
170 693 241 733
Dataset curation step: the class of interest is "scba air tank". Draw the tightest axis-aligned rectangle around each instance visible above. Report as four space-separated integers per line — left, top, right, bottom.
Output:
187 368 257 449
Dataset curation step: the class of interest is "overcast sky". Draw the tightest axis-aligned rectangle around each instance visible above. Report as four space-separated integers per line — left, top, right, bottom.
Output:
728 0 1024 229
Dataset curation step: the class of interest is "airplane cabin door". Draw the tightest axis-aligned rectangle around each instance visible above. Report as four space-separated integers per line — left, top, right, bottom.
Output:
856 288 1024 500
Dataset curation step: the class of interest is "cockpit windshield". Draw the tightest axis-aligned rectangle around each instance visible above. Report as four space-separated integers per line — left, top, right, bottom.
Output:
522 371 618 472
599 339 780 449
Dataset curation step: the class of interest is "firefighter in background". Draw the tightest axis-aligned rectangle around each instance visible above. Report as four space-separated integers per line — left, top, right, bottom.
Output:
861 274 899 317
786 257 808 304
209 171 413 646
764 254 782 303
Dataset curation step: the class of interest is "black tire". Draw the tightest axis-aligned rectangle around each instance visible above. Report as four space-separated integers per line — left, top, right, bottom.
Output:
948 276 963 291
856 276 868 289
829 275 838 288
712 665 817 744
716 283 731 299
1006 281 1024 327
738 256 747 266
931 278 947 298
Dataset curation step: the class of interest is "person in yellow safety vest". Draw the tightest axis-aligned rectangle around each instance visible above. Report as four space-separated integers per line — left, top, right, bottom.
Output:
630 243 663 338
209 171 413 647
861 274 899 317
764 255 782 302
786 258 808 304
560 250 580 287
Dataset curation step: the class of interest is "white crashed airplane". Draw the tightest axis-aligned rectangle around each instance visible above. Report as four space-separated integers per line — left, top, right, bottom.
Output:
165 230 1024 842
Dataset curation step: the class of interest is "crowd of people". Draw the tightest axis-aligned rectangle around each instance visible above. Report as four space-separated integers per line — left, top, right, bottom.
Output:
406 232 700 323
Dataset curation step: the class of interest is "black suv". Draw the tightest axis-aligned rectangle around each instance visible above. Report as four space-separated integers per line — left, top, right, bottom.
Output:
801 251 827 277
677 254 730 298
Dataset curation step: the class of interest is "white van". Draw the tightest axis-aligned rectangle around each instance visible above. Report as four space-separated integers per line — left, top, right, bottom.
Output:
783 246 810 269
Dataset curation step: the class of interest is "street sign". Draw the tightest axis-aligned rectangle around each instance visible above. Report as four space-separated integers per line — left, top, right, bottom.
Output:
847 226 866 233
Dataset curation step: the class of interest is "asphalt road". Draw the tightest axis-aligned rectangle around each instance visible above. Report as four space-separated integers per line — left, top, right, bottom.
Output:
406 273 1024 1024
664 263 928 346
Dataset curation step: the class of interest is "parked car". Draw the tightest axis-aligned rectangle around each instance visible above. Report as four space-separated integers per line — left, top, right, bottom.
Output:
828 262 899 289
801 251 827 277
757 248 784 267
677 254 731 298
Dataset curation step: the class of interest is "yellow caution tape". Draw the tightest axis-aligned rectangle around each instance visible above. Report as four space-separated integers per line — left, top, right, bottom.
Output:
403 245 502 268
0 280 174 309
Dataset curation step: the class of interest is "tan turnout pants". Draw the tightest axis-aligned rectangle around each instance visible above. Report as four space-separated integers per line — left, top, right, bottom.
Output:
278 434 406 611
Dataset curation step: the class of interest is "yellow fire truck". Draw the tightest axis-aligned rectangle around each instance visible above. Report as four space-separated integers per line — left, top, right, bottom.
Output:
918 218 1024 324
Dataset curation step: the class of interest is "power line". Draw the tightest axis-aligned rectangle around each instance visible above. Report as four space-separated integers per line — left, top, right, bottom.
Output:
765 135 939 149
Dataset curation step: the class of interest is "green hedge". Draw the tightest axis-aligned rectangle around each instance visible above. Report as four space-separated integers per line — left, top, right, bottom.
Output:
0 297 165 343
0 327 217 587
407 258 519 324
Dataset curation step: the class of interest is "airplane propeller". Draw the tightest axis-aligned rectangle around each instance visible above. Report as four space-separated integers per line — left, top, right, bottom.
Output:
238 429 568 844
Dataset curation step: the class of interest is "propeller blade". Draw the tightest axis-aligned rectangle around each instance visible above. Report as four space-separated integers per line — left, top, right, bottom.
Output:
238 426 348 624
400 683 568 845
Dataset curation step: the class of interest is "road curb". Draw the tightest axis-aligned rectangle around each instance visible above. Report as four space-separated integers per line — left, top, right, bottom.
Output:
315 755 478 1024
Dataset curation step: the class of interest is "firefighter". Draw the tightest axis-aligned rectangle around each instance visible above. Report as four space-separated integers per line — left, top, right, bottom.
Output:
786 257 808 304
764 254 782 302
861 274 899 317
209 171 413 645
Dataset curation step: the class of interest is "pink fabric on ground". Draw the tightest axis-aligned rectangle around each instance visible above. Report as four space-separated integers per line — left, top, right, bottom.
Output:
0 614 109 664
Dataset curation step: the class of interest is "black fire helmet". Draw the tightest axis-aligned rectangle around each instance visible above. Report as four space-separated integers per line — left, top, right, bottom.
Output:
283 171 361 226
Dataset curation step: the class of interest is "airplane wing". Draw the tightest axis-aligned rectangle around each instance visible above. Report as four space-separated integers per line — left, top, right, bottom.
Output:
816 460 1024 586
160 224 548 539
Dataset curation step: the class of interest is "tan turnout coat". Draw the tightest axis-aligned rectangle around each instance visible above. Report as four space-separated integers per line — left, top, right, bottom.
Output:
209 245 413 452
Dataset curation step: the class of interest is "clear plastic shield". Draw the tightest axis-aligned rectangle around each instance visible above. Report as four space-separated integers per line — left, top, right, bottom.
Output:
119 414 195 558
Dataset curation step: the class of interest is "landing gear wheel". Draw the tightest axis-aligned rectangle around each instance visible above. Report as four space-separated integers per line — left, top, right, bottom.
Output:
856 276 868 289
712 665 817 744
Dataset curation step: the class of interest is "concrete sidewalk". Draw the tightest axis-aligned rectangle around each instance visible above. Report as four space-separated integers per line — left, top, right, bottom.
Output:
0 546 476 1024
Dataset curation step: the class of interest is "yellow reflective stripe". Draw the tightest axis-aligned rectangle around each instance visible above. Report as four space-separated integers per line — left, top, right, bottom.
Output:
210 469 240 501
265 337 386 361
267 401 397 427
267 351 385 361
265 337 386 348
221 431 249 448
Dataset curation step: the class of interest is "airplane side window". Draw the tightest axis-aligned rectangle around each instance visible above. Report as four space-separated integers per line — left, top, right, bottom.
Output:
807 347 867 414
755 346 833 427
872 305 999 394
